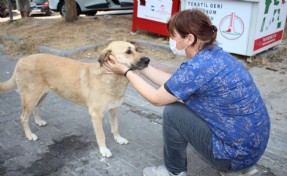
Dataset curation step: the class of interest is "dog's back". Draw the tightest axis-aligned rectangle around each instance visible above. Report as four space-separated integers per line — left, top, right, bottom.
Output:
19 54 94 105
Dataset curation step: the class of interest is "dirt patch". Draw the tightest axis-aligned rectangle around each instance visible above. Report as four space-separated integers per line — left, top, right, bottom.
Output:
0 14 286 70
0 14 178 60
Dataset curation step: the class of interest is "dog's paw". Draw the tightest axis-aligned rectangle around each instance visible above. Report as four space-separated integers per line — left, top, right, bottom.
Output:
27 133 38 141
100 147 112 158
36 120 47 127
115 136 129 145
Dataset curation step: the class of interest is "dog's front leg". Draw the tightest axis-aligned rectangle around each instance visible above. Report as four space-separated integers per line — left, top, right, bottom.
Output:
108 108 129 145
89 109 112 157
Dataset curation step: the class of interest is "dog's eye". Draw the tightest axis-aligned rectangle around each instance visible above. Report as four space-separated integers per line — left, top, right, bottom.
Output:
126 50 132 54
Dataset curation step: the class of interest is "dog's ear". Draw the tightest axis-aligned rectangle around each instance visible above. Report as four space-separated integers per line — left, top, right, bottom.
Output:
98 49 112 66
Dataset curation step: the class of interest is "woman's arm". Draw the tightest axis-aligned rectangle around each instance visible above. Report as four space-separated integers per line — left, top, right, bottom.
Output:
104 56 178 106
139 65 171 86
125 70 177 106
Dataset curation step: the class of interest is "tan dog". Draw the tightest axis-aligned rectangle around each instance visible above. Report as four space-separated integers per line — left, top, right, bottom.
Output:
0 41 150 157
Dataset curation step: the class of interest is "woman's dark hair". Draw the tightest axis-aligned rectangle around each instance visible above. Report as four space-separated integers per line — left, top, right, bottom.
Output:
167 9 217 49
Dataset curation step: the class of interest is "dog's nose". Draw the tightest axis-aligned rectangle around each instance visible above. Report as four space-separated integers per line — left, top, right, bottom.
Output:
140 57 150 65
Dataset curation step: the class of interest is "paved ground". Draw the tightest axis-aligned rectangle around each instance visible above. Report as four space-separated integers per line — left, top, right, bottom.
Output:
0 44 287 176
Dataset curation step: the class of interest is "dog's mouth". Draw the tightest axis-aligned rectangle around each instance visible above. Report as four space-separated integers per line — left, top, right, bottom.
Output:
130 57 150 70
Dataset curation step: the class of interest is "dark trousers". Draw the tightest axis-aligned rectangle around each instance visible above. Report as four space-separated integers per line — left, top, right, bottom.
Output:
163 102 231 174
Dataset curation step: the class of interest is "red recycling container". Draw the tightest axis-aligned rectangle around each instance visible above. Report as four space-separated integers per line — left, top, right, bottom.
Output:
132 0 180 37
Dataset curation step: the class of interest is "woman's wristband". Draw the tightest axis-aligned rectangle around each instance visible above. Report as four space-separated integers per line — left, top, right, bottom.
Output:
124 68 133 77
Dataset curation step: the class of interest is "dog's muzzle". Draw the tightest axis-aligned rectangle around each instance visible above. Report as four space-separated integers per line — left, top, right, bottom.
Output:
133 57 150 70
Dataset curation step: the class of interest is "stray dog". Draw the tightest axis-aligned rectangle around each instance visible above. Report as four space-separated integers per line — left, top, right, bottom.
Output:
0 41 150 157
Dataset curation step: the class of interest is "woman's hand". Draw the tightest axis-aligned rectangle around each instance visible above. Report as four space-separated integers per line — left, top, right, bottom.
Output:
103 55 129 75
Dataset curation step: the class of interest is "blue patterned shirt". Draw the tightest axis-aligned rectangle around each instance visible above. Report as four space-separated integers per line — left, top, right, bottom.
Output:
165 45 270 170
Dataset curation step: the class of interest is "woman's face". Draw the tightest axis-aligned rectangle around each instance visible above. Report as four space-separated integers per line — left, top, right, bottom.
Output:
170 30 188 50
170 29 199 58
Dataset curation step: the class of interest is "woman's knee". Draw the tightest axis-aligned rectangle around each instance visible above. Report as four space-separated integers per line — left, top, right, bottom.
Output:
163 102 181 123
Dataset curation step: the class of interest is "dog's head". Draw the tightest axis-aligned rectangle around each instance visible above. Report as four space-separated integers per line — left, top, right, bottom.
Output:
98 41 150 70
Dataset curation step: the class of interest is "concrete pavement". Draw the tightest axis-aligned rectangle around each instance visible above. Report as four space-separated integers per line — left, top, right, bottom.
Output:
0 46 287 176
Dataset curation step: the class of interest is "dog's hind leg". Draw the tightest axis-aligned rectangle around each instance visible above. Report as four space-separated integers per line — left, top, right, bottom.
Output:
19 88 48 141
33 106 47 126
33 93 48 126
89 107 112 157
20 102 38 141
108 108 128 145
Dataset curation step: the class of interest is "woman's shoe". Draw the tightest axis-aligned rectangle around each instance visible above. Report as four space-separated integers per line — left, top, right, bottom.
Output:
220 166 258 176
143 165 187 176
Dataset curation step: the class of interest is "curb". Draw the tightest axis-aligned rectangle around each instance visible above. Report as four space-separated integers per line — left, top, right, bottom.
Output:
38 45 98 57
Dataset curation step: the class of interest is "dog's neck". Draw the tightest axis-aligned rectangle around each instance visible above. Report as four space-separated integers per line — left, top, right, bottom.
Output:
98 65 129 84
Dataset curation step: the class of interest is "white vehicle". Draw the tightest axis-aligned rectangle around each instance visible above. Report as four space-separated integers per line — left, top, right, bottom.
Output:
48 0 133 16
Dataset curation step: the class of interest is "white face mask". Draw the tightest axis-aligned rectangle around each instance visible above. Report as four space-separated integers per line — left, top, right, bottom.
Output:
169 38 187 57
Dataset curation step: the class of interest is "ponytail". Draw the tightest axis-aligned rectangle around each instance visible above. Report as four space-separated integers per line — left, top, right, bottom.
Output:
207 25 217 48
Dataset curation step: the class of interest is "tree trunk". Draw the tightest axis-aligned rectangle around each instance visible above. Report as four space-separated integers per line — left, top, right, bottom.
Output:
6 0 13 21
17 0 30 18
65 0 78 22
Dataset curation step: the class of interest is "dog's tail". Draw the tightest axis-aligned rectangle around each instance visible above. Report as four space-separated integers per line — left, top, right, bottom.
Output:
0 72 17 93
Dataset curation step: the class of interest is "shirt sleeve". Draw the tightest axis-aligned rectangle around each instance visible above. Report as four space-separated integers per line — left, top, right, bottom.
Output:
165 60 222 101
164 83 175 96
